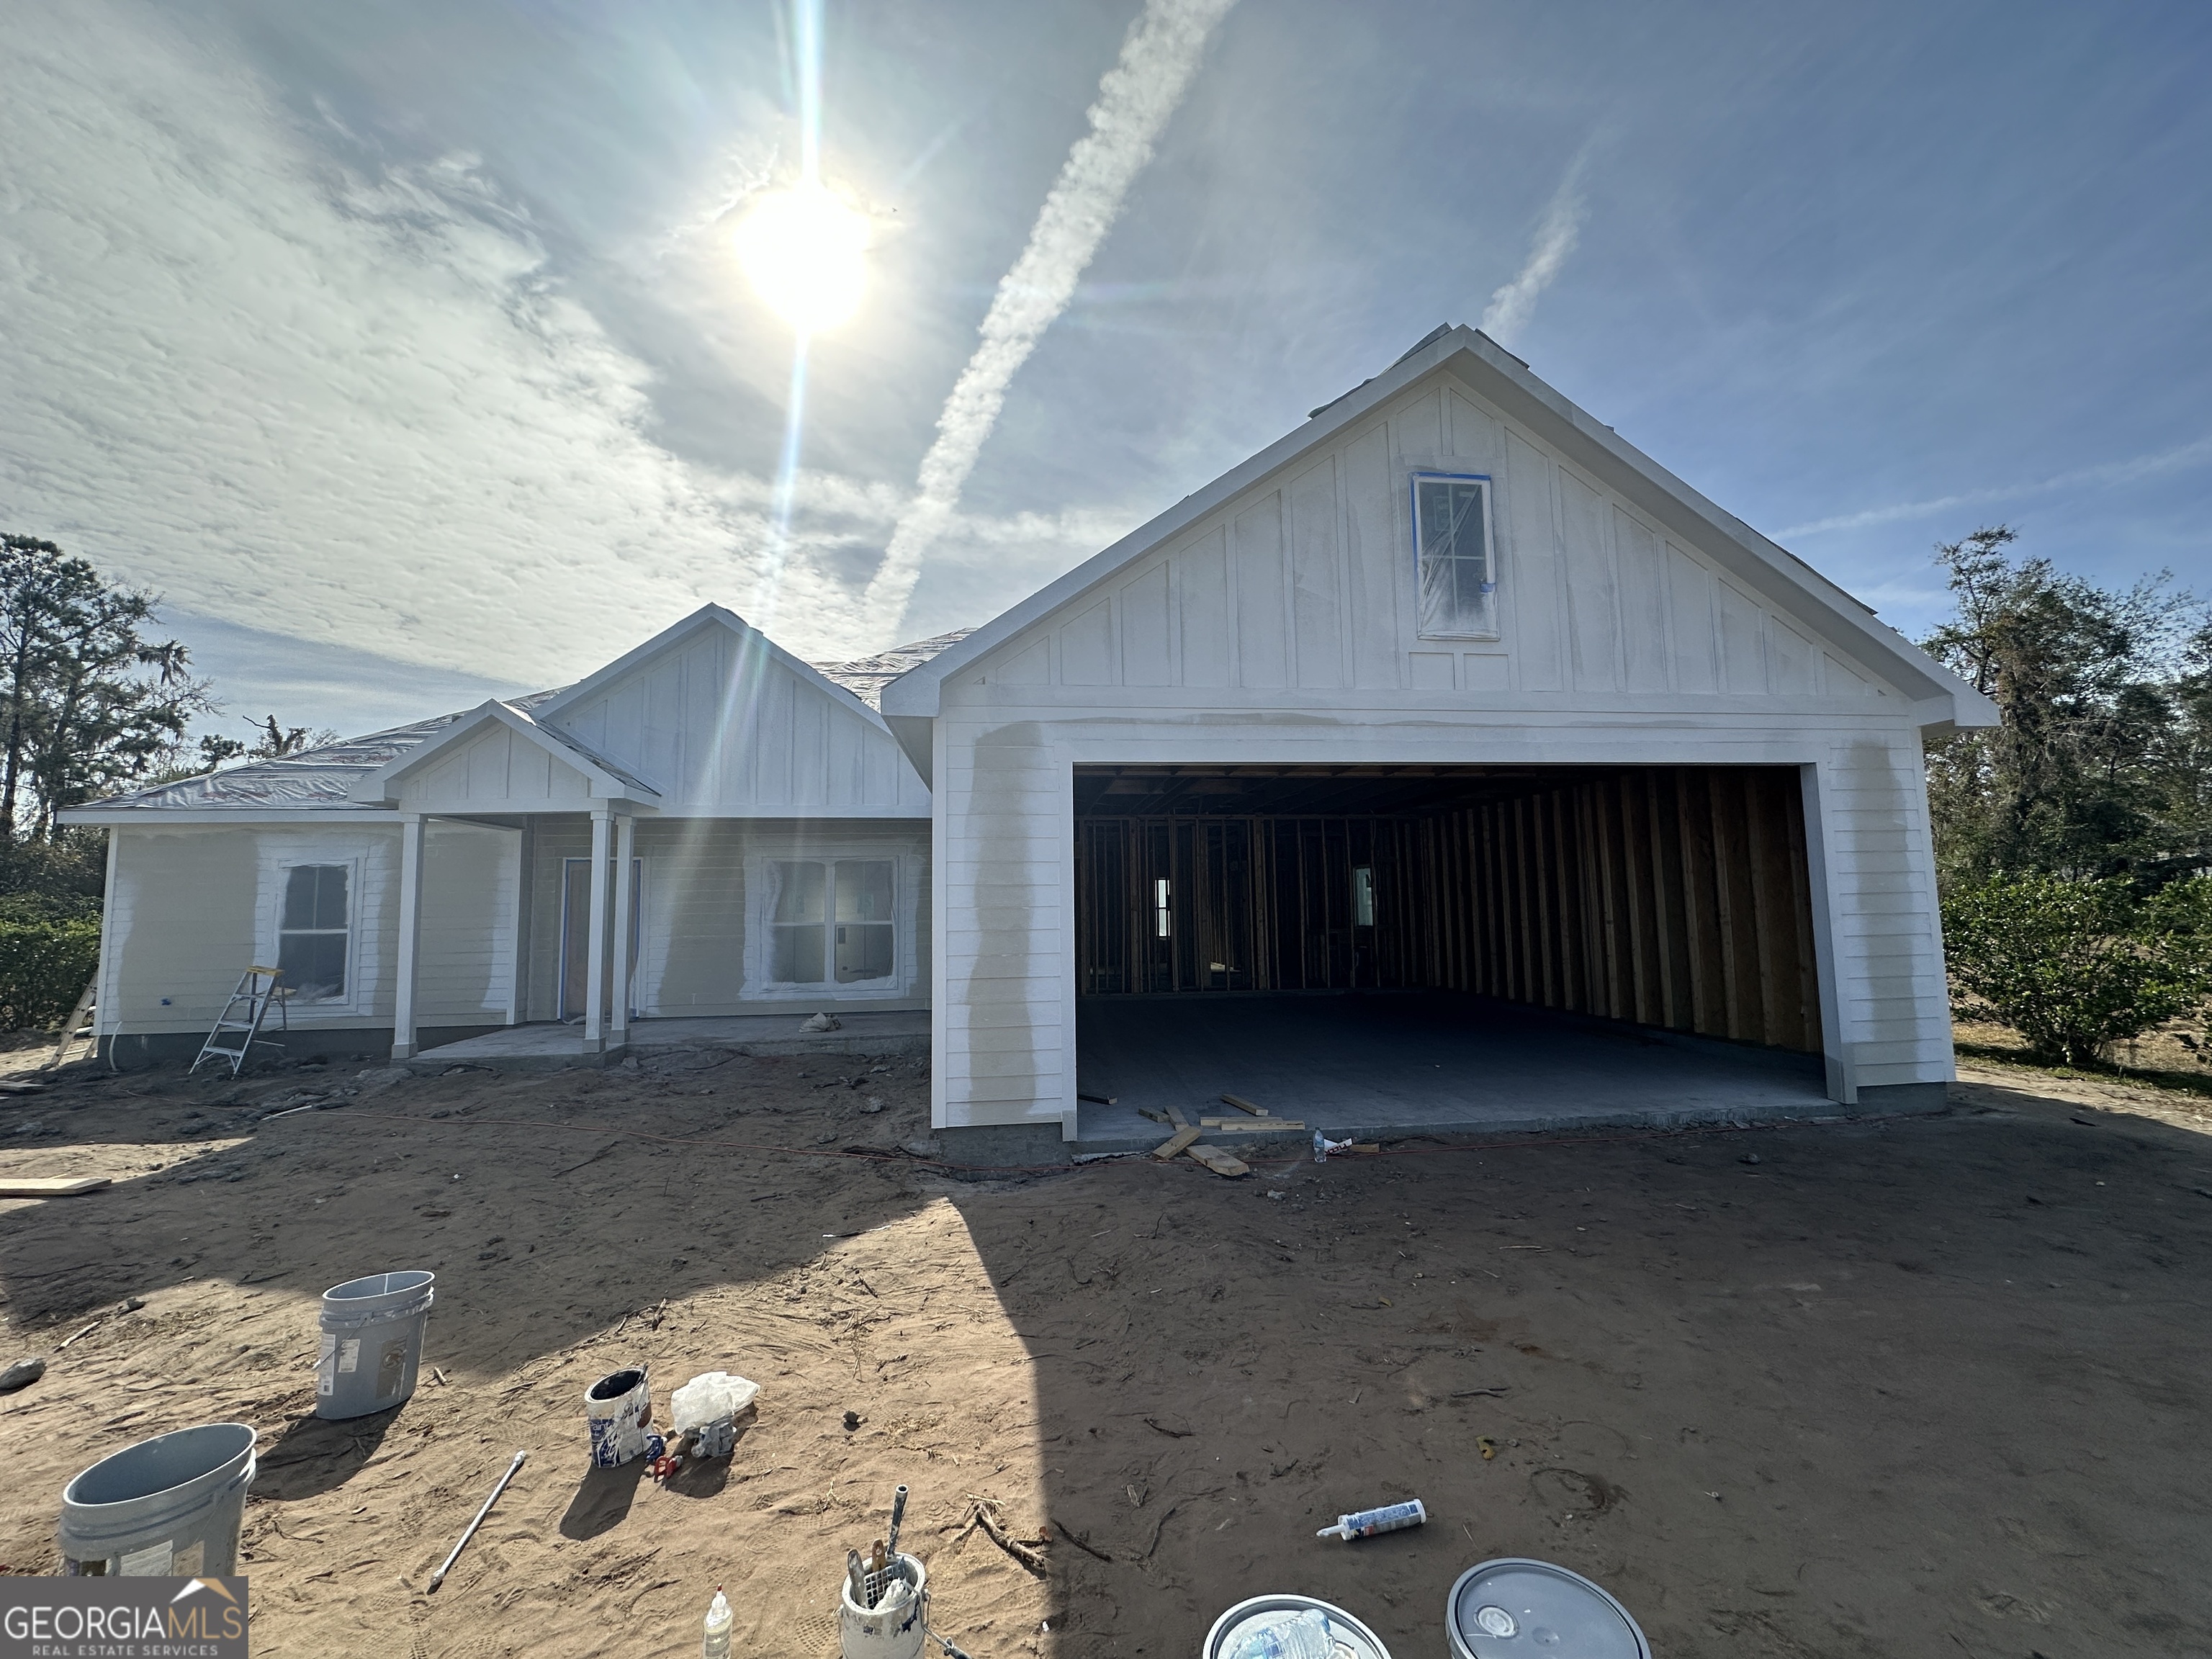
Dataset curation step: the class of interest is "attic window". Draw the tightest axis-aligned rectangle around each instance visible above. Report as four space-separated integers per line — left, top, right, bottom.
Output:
1411 472 1496 639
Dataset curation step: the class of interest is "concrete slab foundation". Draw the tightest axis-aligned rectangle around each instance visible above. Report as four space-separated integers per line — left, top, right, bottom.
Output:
932 1123 1074 1170
393 1010 931 1073
1071 992 1848 1154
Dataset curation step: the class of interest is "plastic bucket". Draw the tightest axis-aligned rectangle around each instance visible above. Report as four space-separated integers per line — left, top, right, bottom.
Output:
840 1552 928 1659
317 1269 434 1420
585 1368 655 1467
1203 1595 1391 1659
58 1422 257 1577
1446 1559 1650 1659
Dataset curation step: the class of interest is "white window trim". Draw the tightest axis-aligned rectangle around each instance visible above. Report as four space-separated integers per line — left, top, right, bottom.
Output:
742 845 920 1002
268 855 364 1015
1409 469 1501 642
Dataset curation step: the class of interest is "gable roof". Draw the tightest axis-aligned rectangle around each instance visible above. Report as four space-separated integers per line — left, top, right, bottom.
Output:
879 325 1997 732
56 689 564 821
348 698 659 806
531 602 891 729
813 629 976 710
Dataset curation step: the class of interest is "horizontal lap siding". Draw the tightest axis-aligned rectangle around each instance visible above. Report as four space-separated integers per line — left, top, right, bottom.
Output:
937 724 1067 1128
417 824 518 1020
104 826 402 1033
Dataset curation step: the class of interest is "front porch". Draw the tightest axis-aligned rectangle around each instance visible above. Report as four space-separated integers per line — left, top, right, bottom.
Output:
399 1007 930 1072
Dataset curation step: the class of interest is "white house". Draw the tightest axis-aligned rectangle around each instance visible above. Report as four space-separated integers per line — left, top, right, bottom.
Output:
68 326 1992 1159
67 606 947 1066
878 326 1995 1161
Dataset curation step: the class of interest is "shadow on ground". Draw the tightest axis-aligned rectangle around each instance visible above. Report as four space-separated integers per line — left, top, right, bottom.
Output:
949 1083 2212 1658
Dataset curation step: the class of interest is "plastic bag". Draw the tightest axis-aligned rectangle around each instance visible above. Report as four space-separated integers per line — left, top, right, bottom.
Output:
671 1371 760 1431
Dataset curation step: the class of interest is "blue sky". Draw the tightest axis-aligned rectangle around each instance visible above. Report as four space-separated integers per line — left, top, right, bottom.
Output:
2 0 2206 739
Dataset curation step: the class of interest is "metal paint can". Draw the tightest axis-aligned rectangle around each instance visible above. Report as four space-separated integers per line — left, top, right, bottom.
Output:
1202 1595 1393 1659
1446 1558 1650 1659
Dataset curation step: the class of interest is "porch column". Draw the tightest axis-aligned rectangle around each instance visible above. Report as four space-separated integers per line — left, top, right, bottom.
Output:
583 806 612 1050
610 812 635 1048
391 813 427 1061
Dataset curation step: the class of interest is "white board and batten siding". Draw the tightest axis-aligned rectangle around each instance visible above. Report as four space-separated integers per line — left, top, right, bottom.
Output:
549 623 927 817
914 351 1976 1138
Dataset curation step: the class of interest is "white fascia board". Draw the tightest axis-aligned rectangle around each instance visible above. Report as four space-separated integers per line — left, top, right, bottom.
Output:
58 807 408 825
882 326 1997 734
529 603 892 732
348 699 660 806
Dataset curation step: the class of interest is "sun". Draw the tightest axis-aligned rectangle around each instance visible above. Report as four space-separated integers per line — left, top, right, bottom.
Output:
732 182 871 334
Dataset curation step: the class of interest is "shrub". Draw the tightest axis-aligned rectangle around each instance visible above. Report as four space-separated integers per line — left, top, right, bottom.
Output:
0 907 100 1032
1944 874 2212 1068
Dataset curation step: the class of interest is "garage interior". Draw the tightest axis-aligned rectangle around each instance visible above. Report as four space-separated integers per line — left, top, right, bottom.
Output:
1071 763 1833 1146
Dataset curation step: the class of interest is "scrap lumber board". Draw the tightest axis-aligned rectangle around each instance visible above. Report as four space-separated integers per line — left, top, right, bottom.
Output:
1151 1127 1202 1161
1165 1105 1191 1130
1184 1144 1249 1178
1200 1118 1306 1131
0 1176 111 1197
1220 1094 1268 1116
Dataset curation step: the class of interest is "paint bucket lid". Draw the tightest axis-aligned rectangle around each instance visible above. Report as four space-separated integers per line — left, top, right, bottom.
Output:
1446 1560 1649 1659
1204 1595 1391 1659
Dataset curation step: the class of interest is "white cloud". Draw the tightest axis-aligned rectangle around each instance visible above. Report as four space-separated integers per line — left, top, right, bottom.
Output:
857 0 1239 646
0 5 968 682
1480 148 1592 346
1779 433 2212 539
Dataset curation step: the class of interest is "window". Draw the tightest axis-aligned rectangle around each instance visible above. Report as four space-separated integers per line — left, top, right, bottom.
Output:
278 864 350 1000
1412 472 1495 638
1352 865 1375 927
768 859 897 986
1154 877 1172 939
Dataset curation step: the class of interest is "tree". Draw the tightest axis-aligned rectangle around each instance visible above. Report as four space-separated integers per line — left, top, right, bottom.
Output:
1945 873 2212 1067
0 535 217 840
1920 526 2211 886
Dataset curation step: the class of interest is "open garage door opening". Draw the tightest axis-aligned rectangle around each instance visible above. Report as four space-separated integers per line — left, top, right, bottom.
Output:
1072 764 1833 1146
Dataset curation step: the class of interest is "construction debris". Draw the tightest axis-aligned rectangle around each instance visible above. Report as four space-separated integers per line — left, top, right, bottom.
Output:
1184 1144 1249 1178
0 1177 111 1198
1220 1094 1269 1116
1151 1127 1202 1161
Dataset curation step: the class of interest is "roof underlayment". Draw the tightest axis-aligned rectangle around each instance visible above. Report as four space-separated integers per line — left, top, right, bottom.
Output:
79 632 971 814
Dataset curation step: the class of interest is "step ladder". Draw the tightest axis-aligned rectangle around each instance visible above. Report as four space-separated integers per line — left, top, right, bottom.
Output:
45 977 99 1071
190 966 289 1077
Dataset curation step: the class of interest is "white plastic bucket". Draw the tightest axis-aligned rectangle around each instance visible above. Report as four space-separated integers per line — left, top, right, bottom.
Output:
585 1367 655 1467
58 1422 257 1577
317 1270 434 1420
1202 1594 1393 1659
840 1551 928 1659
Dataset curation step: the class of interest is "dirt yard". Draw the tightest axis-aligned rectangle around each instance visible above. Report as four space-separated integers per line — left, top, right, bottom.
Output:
3 1042 2209 1658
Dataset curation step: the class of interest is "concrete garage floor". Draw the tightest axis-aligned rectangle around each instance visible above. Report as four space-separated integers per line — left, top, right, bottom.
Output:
1075 991 1836 1150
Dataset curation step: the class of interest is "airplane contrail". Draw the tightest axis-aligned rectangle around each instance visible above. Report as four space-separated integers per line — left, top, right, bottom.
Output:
858 0 1238 644
1481 146 1592 345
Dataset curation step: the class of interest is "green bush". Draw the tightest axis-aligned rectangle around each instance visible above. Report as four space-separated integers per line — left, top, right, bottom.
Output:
1944 873 2212 1068
0 909 100 1032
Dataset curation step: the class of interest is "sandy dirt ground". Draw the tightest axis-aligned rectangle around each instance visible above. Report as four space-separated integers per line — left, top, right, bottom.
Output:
3 1043 2210 1658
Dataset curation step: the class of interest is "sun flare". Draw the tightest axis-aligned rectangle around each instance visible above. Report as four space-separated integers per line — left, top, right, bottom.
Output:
732 183 870 334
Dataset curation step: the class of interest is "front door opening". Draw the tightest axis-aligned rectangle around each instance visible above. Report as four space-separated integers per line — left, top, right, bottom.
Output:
559 856 643 1022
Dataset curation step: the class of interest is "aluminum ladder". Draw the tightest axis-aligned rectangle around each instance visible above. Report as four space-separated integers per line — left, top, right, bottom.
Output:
190 966 288 1076
45 978 99 1070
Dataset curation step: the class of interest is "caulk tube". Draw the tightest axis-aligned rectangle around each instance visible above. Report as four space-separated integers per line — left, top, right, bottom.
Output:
1316 1498 1428 1540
